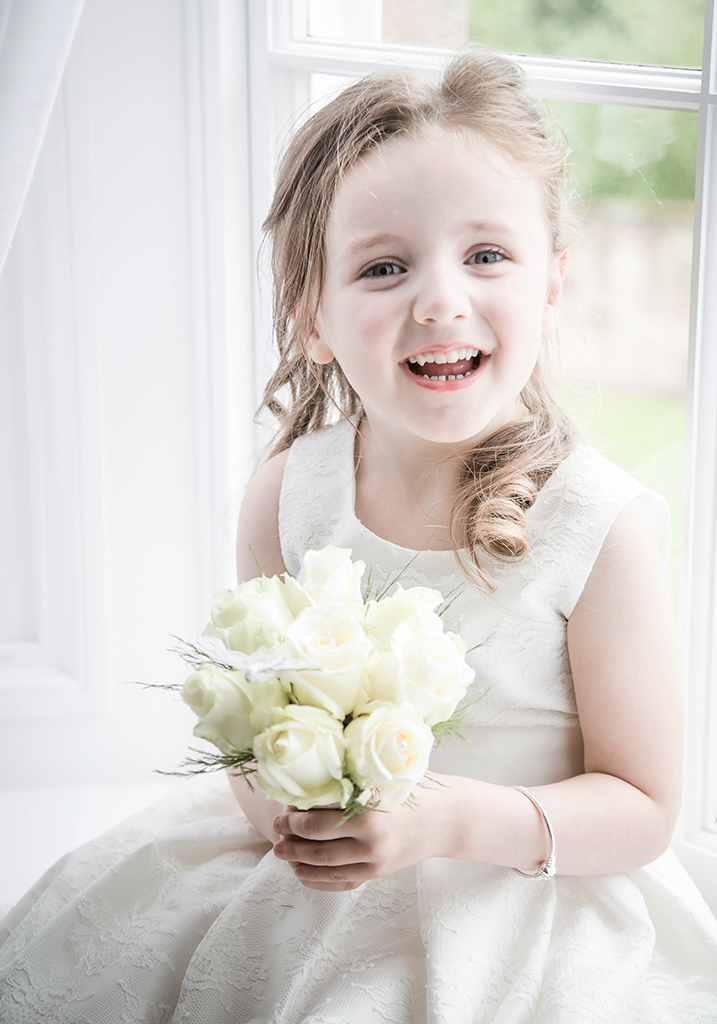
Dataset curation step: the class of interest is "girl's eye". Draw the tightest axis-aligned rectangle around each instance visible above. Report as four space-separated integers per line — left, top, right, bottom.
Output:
468 250 506 266
362 261 404 279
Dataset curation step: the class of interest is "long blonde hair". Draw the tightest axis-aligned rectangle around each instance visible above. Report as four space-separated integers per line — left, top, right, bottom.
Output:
260 49 578 590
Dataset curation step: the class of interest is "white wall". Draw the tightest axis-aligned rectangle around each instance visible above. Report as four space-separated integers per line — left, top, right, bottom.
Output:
0 0 254 803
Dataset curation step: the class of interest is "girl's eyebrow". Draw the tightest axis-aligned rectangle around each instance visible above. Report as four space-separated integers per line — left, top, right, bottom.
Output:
340 233 402 262
465 219 522 241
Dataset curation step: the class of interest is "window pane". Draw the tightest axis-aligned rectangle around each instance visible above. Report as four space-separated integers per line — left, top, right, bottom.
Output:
469 0 705 68
554 104 697 605
299 0 705 68
303 0 469 49
306 0 383 42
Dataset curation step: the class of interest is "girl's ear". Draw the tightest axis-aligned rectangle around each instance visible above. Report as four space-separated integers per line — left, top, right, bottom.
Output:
542 250 568 338
305 321 335 365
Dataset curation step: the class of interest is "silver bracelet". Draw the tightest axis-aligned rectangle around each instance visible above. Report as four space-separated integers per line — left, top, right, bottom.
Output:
511 785 556 879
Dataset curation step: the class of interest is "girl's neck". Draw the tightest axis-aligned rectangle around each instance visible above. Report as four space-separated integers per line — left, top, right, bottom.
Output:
353 417 462 551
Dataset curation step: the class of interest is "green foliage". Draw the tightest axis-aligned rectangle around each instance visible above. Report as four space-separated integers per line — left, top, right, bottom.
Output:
469 0 705 67
339 776 383 822
549 101 698 205
468 0 702 205
157 747 259 778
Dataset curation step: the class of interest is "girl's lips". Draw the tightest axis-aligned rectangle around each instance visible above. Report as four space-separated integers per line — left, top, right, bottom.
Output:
400 353 489 390
405 346 482 369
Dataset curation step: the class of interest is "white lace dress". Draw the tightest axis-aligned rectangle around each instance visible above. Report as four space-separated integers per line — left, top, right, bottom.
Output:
2 418 717 1023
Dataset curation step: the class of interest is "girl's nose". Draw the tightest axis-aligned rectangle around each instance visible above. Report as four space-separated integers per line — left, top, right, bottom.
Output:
412 265 472 325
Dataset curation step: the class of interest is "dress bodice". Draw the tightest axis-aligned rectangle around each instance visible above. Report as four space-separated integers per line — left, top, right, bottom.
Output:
279 419 670 785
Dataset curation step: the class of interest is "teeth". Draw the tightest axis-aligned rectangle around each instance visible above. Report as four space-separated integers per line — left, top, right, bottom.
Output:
417 368 475 382
408 347 480 366
426 372 469 381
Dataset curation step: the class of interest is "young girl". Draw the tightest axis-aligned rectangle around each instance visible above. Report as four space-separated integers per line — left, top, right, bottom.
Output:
2 48 717 1024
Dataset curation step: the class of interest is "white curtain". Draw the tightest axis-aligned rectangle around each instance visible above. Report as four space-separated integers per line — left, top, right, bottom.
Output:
0 0 85 276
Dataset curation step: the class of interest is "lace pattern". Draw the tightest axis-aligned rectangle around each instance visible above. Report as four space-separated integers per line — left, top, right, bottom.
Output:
2 422 716 1024
279 420 669 729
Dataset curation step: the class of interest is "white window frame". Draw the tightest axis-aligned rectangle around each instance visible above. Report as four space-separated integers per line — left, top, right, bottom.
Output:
244 0 717 907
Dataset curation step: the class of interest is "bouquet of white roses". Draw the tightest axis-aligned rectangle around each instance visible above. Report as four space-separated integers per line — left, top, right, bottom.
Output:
170 546 475 818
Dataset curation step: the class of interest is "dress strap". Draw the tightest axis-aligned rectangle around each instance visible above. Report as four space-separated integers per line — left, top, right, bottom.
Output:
530 447 671 619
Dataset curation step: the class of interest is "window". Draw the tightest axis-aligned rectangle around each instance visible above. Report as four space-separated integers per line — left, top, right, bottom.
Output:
245 0 717 908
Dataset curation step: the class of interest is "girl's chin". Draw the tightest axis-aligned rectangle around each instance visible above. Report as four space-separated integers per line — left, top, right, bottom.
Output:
409 406 528 448
361 396 527 451
376 418 507 451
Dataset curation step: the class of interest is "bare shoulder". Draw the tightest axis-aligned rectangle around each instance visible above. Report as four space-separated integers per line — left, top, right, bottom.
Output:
600 489 670 564
236 449 290 582
569 490 677 666
567 492 683 816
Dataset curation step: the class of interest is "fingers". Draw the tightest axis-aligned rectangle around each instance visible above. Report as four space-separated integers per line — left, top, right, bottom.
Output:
279 856 358 891
271 807 394 890
273 841 368 889
293 877 364 892
292 860 374 886
273 808 347 841
273 831 372 889
274 836 361 868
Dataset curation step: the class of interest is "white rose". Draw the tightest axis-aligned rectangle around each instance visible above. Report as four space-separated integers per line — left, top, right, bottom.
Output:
344 701 434 807
280 574 315 618
363 585 444 650
367 631 474 726
297 546 366 611
182 664 290 753
207 575 295 654
253 704 352 809
284 606 372 719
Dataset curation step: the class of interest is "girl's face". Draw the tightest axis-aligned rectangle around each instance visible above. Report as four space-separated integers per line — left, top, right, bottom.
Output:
308 128 566 452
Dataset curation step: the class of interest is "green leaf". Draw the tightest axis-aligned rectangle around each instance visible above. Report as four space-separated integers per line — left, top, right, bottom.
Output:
155 747 258 780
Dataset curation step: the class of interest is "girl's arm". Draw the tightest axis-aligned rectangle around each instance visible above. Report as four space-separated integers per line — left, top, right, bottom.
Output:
234 450 289 583
228 449 290 843
274 493 685 890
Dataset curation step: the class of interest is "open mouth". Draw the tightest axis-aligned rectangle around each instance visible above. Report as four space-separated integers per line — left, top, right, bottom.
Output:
405 347 483 381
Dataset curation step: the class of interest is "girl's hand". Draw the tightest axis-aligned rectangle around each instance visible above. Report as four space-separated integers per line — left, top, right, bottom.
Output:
272 792 448 892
